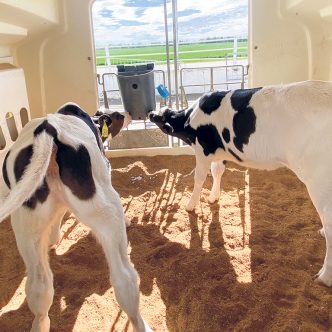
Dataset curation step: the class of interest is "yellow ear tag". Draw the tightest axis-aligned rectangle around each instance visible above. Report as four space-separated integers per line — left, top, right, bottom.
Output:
102 119 109 138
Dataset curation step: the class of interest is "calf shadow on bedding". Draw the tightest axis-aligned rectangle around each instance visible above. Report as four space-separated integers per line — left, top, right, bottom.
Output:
112 156 196 227
1 161 330 330
127 164 251 331
111 155 195 199
247 167 332 330
128 162 332 331
129 220 242 332
0 218 26 319
0 232 111 331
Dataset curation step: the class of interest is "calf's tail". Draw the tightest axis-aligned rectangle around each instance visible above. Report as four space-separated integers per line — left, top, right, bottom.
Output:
0 131 54 222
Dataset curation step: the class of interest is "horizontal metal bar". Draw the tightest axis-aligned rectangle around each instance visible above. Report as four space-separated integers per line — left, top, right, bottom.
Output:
180 81 244 88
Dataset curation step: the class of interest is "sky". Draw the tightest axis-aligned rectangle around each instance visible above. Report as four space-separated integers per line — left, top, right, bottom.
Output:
92 0 248 47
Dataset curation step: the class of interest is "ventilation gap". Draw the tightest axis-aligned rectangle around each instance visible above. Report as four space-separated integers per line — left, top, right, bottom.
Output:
6 112 18 141
0 126 6 150
20 108 29 128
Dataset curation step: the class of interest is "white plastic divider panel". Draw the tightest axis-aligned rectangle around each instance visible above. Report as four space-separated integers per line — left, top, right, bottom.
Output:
0 64 31 151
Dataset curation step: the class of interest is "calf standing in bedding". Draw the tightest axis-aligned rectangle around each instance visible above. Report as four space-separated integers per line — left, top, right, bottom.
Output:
150 80 332 287
0 103 151 332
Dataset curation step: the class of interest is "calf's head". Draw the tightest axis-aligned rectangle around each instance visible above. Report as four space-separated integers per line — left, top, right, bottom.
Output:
149 107 195 145
92 110 131 141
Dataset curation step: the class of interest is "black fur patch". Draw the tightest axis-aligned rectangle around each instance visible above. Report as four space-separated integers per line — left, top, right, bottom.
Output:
35 119 96 200
199 91 228 115
196 124 225 156
34 119 58 138
24 179 50 209
57 104 103 151
14 145 33 183
2 150 11 189
222 128 230 143
13 145 50 209
231 88 261 152
184 125 197 145
55 141 96 200
163 109 196 145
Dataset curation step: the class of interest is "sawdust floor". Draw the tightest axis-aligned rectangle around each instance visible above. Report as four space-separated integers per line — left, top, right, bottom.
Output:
0 155 332 331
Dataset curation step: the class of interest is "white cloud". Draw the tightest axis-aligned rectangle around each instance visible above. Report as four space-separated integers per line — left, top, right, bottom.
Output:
92 0 247 47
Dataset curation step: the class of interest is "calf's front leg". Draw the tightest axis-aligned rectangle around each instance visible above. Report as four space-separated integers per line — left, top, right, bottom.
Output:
186 155 211 212
208 160 226 204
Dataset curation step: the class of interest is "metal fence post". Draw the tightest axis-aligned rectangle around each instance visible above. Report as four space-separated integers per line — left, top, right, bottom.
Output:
164 0 173 108
210 67 214 91
233 37 238 65
171 0 179 110
105 46 111 67
101 73 109 109
241 65 245 89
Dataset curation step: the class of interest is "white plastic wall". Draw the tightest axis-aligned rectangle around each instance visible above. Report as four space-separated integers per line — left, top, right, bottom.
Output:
12 0 98 118
249 0 332 87
0 64 30 151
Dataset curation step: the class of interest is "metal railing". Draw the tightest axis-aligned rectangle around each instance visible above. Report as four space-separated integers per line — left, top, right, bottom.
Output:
179 64 248 108
225 51 248 65
96 62 249 150
96 57 160 66
95 36 248 67
97 63 248 110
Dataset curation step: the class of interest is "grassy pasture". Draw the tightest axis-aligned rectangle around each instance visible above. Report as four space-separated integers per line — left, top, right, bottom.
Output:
95 40 248 65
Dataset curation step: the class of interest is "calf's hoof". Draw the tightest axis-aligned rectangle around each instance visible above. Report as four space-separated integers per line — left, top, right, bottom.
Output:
208 193 219 204
133 319 153 332
31 315 50 332
185 201 196 212
314 269 332 287
49 242 60 250
124 216 131 227
143 320 153 332
319 228 325 238
48 232 61 250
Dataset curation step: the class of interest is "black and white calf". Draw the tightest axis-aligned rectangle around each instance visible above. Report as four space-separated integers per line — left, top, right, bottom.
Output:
150 80 332 287
0 103 151 332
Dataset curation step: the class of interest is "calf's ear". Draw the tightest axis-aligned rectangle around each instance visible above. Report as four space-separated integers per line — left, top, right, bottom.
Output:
108 112 124 138
94 110 104 116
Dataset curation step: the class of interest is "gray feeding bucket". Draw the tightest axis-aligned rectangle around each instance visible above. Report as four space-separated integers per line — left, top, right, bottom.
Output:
117 63 156 120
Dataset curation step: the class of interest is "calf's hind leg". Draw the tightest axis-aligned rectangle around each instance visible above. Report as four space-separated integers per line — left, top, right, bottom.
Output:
48 209 67 248
11 205 61 332
66 186 151 332
314 207 332 286
306 180 332 286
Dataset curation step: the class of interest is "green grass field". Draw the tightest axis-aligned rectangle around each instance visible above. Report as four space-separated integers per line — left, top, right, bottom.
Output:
95 40 248 66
